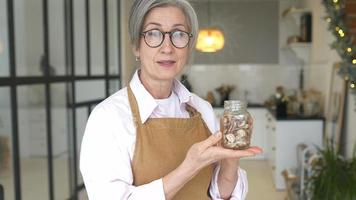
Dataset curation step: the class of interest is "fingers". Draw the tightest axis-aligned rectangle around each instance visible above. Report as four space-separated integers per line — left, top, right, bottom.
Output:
245 146 263 154
210 146 263 160
199 131 222 150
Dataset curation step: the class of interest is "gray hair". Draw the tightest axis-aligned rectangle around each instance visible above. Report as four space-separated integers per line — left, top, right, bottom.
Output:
129 0 199 53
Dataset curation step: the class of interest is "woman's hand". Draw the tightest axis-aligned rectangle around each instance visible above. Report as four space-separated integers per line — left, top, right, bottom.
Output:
163 131 262 200
183 131 262 173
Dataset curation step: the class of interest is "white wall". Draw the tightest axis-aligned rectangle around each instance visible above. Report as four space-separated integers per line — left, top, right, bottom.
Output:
191 1 279 64
301 0 356 158
183 0 301 105
187 64 299 106
0 0 9 76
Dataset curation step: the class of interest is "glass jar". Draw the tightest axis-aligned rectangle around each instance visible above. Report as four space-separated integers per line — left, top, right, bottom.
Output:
221 100 253 150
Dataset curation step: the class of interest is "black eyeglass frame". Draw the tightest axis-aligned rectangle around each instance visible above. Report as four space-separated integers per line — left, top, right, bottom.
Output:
140 29 193 49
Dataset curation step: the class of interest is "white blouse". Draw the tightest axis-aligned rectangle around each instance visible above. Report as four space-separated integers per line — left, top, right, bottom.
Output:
80 70 248 200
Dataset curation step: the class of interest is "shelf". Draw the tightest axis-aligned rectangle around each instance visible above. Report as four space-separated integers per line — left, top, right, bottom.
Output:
282 7 311 26
288 42 311 63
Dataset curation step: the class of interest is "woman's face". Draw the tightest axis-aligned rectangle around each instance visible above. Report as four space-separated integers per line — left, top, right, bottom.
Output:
134 6 189 82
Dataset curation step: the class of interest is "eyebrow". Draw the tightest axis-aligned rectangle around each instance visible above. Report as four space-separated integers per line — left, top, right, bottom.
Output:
143 22 186 30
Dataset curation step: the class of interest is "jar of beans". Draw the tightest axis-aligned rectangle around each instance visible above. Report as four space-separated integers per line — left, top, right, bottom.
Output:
221 100 253 150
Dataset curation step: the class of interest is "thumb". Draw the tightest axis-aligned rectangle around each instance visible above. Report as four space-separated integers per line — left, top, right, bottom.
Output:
200 131 222 149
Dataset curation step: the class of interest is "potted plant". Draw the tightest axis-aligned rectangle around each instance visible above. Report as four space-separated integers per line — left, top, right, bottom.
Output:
306 142 356 200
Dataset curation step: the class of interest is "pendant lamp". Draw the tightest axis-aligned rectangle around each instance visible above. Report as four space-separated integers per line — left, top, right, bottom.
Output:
196 0 225 52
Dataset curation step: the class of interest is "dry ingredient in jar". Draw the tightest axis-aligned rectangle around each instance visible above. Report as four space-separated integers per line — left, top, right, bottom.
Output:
221 100 253 150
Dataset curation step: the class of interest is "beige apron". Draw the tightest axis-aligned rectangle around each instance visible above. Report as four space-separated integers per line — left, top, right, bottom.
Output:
128 86 213 200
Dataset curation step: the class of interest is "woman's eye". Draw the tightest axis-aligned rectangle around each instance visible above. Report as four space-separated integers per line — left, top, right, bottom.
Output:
147 30 161 37
173 31 186 38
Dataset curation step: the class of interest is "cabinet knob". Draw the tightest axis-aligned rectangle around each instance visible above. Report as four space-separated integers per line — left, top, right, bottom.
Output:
272 127 276 131
272 166 276 170
272 147 276 151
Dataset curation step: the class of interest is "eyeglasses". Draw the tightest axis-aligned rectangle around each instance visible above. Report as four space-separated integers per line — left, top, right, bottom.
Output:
141 29 193 49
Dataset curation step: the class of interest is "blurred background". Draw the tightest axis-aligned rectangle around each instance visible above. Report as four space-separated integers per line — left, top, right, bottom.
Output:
0 0 355 199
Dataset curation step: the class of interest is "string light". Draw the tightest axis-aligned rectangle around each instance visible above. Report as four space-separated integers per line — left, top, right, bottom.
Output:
351 82 356 89
338 29 345 37
323 0 356 97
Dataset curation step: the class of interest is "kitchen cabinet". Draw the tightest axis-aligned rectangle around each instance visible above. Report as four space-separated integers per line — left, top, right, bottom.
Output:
265 111 323 190
213 107 268 159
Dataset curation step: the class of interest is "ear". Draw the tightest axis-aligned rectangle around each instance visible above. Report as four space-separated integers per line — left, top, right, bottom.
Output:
132 46 139 58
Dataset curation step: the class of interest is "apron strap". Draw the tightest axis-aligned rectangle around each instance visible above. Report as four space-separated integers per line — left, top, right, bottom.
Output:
127 86 142 126
128 85 201 123
186 104 200 118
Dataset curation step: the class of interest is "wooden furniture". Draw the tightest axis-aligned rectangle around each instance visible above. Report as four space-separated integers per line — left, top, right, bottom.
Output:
282 170 299 200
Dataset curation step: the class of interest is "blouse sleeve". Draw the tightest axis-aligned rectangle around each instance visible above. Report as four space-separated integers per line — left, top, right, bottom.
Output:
209 164 248 200
80 104 166 200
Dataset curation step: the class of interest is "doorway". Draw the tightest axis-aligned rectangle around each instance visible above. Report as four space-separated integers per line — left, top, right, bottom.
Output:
0 0 121 199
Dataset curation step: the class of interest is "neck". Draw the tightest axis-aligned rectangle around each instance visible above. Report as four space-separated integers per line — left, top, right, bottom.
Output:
139 70 173 99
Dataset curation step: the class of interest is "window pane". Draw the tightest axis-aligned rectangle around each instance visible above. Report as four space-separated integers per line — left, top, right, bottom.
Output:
109 79 120 95
0 87 14 200
0 0 10 77
90 0 104 75
15 0 44 76
74 0 87 76
108 0 119 76
48 0 66 76
75 80 105 102
17 85 49 199
76 107 87 186
51 83 70 200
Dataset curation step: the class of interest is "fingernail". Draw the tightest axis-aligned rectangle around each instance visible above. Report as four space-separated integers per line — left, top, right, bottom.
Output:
215 132 222 137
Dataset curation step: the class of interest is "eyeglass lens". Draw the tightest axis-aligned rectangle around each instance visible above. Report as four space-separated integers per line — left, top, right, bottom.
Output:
143 29 190 48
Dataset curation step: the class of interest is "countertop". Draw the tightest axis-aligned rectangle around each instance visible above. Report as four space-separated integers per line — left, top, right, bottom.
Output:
213 103 265 109
213 104 325 121
267 109 325 121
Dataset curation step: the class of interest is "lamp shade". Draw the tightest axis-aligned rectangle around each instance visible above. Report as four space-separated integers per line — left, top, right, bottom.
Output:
196 28 225 52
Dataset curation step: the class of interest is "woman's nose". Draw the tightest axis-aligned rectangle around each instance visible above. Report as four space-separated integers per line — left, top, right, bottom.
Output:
160 34 174 53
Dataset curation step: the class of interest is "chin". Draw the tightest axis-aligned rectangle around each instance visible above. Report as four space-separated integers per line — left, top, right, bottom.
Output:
154 70 179 81
155 67 182 79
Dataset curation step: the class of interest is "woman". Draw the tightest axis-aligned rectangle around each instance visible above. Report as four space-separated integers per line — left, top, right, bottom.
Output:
80 0 262 199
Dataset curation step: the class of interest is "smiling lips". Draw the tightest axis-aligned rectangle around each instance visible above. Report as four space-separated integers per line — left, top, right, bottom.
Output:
157 60 176 67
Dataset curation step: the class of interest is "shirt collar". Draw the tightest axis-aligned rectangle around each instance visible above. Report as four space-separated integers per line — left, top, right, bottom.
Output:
129 70 192 123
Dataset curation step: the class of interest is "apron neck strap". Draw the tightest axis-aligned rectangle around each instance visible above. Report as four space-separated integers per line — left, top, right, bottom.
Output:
127 86 143 125
128 85 201 123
